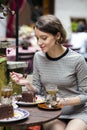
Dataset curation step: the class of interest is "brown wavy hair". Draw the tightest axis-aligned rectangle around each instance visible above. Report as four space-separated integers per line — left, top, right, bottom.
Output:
35 14 67 44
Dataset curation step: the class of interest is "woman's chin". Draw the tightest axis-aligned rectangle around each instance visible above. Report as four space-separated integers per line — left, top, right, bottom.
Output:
41 48 47 53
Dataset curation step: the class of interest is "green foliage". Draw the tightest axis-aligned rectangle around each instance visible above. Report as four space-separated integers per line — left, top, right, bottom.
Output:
10 78 22 95
71 21 78 32
0 57 7 96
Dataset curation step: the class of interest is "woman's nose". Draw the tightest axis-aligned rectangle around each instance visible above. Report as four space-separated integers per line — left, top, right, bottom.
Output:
38 39 43 45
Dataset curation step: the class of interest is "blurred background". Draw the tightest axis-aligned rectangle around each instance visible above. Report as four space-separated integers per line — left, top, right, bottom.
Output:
0 0 87 38
0 0 87 72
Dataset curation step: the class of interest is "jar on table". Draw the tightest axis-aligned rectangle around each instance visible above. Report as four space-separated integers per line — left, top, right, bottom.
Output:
1 82 13 105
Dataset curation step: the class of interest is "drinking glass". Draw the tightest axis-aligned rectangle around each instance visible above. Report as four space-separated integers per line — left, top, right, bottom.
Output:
1 83 13 105
45 84 58 107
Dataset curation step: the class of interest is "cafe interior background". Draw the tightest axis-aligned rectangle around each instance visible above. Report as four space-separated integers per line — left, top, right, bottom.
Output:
0 0 87 97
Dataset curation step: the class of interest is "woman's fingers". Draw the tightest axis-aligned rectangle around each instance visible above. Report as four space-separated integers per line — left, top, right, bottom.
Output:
10 72 23 79
17 79 29 85
16 73 23 78
10 72 24 84
10 71 34 91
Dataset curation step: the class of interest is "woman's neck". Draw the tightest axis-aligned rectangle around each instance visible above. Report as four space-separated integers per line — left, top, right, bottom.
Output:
47 45 67 58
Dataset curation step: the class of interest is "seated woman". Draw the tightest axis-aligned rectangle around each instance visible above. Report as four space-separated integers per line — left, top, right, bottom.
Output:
10 15 87 130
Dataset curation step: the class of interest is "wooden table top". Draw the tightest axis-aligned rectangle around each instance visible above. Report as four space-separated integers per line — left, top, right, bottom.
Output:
0 105 62 129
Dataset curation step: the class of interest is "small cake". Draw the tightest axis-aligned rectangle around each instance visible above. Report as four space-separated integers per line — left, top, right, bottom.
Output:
16 91 35 102
21 91 34 102
0 104 14 119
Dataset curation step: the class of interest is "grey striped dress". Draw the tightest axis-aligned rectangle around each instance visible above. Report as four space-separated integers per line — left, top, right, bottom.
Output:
32 48 87 124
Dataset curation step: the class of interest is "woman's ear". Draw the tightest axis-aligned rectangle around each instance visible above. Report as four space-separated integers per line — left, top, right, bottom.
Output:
56 32 61 40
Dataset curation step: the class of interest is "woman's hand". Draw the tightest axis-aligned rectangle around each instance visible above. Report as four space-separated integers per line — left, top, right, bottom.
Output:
10 72 35 91
57 96 81 108
10 71 29 85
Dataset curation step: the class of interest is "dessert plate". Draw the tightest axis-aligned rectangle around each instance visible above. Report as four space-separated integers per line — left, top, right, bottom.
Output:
38 103 61 111
0 108 29 122
16 95 45 106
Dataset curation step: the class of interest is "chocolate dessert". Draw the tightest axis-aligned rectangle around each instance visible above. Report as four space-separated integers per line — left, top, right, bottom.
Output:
0 104 14 119
21 91 34 102
17 91 34 102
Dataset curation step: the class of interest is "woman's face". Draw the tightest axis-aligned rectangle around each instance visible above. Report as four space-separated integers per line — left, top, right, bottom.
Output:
35 27 59 53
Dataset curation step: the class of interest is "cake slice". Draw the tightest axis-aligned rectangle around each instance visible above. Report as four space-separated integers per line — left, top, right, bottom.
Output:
0 104 14 119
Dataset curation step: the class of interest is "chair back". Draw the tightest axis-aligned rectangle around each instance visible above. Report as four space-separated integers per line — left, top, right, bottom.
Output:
18 52 35 74
18 52 34 61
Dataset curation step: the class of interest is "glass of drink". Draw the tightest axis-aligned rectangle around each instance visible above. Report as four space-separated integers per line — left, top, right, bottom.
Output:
45 85 58 107
1 83 13 105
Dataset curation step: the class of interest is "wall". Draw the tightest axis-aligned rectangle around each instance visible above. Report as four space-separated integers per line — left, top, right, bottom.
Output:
54 0 87 39
0 13 7 38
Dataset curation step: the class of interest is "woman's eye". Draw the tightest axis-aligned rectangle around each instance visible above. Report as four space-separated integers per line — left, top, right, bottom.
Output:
36 36 48 42
42 37 47 40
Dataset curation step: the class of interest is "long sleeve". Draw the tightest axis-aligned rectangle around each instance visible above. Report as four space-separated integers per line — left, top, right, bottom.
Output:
32 52 42 93
75 55 87 104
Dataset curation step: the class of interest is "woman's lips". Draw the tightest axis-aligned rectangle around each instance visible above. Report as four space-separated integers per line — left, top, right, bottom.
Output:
40 45 46 50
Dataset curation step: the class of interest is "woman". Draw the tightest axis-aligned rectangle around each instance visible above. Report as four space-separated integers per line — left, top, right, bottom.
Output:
10 15 87 130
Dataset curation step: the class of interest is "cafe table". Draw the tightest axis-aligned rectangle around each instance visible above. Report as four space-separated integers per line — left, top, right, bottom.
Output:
0 105 62 130
6 46 40 61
